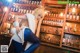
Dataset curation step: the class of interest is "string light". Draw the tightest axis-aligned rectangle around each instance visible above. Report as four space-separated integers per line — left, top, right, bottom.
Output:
3 7 8 12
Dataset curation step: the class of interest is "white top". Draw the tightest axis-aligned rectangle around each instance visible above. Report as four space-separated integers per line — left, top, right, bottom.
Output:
13 21 19 27
26 13 37 33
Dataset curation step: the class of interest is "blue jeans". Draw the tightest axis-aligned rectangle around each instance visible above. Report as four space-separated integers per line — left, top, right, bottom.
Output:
9 28 40 53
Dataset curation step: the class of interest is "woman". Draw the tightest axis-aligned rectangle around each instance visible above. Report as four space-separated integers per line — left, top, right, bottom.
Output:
26 5 45 37
9 18 40 53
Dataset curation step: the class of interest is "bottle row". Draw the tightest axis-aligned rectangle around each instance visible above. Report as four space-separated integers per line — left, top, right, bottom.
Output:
41 34 60 44
45 13 64 18
12 5 36 10
68 4 80 8
65 24 79 33
44 13 80 21
11 8 34 14
40 26 62 35
15 0 41 5
63 35 80 48
66 14 80 21
42 20 64 27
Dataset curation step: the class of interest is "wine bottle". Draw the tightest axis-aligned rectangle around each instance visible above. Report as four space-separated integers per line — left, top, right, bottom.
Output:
72 4 74 7
75 4 77 8
66 14 69 19
73 24 77 32
68 4 71 8
76 15 79 20
63 38 66 45
39 1 41 5
73 15 76 20
78 4 80 8
70 15 72 20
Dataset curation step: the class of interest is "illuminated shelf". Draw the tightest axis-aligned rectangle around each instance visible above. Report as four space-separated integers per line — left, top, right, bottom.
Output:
65 31 80 36
40 32 61 36
66 19 80 23
42 24 63 28
44 16 64 20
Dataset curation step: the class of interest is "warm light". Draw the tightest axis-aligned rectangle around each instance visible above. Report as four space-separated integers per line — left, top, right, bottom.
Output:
6 23 11 29
3 7 8 12
72 8 76 13
7 0 13 2
12 14 15 18
59 12 63 17
44 11 49 15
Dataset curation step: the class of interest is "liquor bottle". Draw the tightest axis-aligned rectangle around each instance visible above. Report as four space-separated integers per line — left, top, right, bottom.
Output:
40 1 41 5
21 9 23 13
24 9 26 14
73 24 77 32
65 37 68 45
76 15 79 20
32 1 34 4
75 4 77 8
68 4 71 8
73 15 76 20
35 1 37 5
66 14 69 19
15 8 18 12
63 38 66 45
70 15 72 20
70 38 74 47
55 14 57 17
29 1 31 4
13 7 16 12
72 4 74 7
54 14 56 17
78 4 80 8
68 36 71 46
18 9 21 13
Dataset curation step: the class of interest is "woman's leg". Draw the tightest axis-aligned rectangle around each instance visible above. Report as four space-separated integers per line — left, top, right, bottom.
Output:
11 40 24 53
24 43 40 53
24 28 40 53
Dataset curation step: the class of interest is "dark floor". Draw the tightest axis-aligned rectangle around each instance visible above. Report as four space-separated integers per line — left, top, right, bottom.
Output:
34 45 78 53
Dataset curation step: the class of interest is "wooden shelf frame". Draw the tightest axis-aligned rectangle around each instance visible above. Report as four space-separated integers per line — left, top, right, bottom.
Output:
41 42 80 53
40 0 68 48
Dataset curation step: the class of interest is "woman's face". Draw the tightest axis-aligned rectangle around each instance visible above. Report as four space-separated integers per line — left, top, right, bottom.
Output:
37 14 43 20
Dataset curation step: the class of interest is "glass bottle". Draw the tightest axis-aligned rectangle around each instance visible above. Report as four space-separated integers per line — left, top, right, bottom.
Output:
73 24 77 32
78 4 80 8
65 37 68 45
68 4 71 8
76 15 79 20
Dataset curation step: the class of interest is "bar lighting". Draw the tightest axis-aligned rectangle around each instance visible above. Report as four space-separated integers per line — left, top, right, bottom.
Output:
3 7 8 12
6 23 11 29
72 7 76 13
59 12 63 17
44 10 49 15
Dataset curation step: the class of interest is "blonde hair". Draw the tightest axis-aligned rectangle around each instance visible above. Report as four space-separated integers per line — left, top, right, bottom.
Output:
32 5 45 18
20 18 29 27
